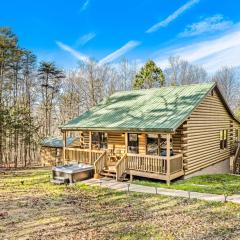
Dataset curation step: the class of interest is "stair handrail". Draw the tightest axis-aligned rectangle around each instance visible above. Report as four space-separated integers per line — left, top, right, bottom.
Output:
233 142 240 173
94 150 107 176
116 153 127 181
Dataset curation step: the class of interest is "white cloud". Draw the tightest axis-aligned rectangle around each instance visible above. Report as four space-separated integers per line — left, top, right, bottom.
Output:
146 0 200 33
179 15 233 37
155 24 240 72
196 45 240 72
75 32 96 47
56 40 140 66
99 41 141 65
80 0 90 12
56 41 90 63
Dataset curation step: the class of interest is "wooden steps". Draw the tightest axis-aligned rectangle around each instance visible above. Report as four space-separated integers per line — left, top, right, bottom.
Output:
100 167 128 181
100 170 116 178
233 143 240 174
100 166 117 178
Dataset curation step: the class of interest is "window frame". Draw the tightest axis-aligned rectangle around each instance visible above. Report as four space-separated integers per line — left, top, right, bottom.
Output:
146 134 159 155
91 132 108 150
220 129 228 150
128 133 139 154
146 134 173 156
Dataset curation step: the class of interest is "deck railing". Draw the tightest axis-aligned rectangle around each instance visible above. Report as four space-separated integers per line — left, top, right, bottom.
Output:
127 153 183 175
169 154 183 174
233 142 240 174
127 153 167 174
65 148 103 164
116 153 127 181
94 151 107 175
65 147 183 180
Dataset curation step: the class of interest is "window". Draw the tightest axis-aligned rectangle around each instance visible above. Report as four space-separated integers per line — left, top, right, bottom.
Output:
128 133 139 153
159 136 173 156
92 132 108 150
220 130 228 150
146 134 173 156
147 134 159 155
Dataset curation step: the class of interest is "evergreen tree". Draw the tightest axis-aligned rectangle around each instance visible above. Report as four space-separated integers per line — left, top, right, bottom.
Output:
38 62 65 136
133 60 165 89
0 27 18 164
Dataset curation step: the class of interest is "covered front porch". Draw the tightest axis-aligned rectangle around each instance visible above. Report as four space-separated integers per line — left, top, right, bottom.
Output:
62 130 184 184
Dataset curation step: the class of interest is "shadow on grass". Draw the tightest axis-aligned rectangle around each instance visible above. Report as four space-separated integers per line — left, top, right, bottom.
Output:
1 170 240 240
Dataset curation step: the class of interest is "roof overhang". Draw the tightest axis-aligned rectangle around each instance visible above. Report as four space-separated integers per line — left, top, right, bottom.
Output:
59 82 240 133
60 126 175 134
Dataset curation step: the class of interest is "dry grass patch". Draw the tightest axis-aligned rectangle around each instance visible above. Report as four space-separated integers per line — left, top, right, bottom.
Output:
1 169 240 240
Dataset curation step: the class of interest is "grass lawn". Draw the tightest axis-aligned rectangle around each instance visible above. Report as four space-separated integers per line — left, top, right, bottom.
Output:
1 170 240 240
133 174 240 195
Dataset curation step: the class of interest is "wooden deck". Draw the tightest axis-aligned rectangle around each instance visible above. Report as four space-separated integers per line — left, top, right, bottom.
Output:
64 147 184 183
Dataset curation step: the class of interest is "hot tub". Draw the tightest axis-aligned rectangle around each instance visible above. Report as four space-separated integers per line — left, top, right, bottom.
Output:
52 163 94 184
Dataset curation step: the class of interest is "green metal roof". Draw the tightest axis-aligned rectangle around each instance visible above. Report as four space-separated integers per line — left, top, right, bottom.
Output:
41 136 75 148
61 82 217 132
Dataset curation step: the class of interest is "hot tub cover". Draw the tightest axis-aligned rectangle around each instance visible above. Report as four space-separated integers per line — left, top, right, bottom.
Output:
52 163 94 174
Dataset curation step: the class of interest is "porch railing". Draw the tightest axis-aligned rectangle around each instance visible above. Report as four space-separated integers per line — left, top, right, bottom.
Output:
65 148 103 164
116 153 127 181
127 153 167 174
170 154 183 174
127 153 183 175
94 151 107 175
65 147 183 179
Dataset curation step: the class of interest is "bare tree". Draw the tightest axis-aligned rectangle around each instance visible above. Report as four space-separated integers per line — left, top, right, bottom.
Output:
117 58 137 91
165 56 208 86
212 66 239 110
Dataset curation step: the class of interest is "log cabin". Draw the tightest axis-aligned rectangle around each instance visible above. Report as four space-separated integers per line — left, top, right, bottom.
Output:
53 82 240 183
41 137 76 166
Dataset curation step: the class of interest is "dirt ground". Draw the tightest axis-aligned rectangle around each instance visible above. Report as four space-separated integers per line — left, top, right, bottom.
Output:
1 169 240 240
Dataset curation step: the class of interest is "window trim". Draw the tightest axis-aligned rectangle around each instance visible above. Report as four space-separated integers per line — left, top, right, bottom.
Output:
128 133 139 154
91 132 108 150
146 134 173 156
220 129 228 150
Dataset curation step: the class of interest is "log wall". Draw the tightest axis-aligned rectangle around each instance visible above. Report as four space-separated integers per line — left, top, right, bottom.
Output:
82 132 147 154
41 147 63 166
172 125 184 153
138 133 146 154
108 132 125 152
183 89 240 175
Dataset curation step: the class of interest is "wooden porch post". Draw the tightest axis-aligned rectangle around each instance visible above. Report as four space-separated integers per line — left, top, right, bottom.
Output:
125 132 128 153
166 133 171 185
89 131 92 164
63 131 66 164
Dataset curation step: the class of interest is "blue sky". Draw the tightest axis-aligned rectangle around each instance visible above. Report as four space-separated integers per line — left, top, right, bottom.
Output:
1 0 240 72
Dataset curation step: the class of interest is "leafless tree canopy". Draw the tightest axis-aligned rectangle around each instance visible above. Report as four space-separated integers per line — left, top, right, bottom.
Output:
1 27 240 167
212 66 239 110
164 56 208 86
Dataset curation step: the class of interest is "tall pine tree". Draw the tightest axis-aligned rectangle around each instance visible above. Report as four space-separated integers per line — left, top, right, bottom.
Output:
133 60 165 89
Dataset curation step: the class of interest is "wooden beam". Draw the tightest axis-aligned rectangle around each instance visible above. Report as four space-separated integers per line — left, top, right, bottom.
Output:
89 131 92 163
166 133 171 185
125 132 128 153
63 131 66 164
